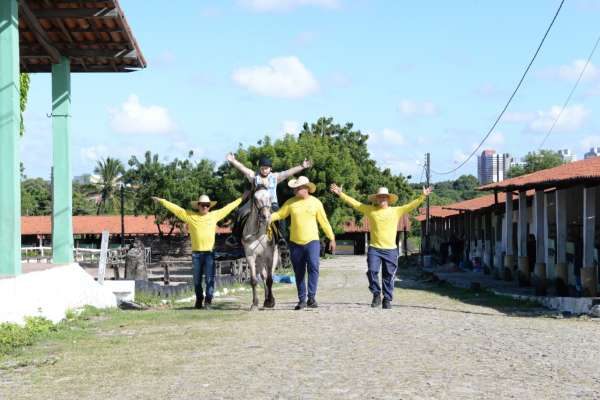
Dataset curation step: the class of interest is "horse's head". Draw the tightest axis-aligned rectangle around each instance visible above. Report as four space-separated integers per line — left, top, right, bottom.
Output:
252 184 272 225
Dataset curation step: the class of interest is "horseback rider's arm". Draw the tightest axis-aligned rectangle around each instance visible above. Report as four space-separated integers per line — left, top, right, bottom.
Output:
226 154 255 182
213 197 243 222
395 194 427 217
155 198 192 223
277 165 304 183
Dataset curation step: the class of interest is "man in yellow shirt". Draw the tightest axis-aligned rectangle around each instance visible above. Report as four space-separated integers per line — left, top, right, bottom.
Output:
152 194 242 309
271 176 336 310
330 184 432 309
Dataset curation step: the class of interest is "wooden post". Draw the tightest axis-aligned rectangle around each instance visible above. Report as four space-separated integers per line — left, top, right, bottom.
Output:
97 230 109 284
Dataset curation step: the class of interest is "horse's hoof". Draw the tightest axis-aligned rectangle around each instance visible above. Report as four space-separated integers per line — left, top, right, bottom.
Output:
263 299 275 308
249 304 258 311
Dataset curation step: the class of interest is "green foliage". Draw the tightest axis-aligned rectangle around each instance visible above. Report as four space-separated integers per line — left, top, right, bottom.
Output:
0 317 56 357
506 150 564 178
92 157 125 215
216 117 413 232
20 73 30 136
21 178 51 216
125 151 218 236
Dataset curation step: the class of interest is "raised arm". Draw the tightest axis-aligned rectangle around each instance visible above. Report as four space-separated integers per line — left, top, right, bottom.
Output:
276 159 312 183
226 153 255 182
152 197 191 224
212 197 243 221
396 187 432 216
330 183 370 214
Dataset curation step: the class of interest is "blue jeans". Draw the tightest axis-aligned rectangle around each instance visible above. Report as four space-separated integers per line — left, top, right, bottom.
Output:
367 247 399 301
192 251 215 301
289 240 320 302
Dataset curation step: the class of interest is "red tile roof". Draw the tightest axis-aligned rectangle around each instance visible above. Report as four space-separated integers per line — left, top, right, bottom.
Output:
415 206 460 222
480 156 600 191
21 216 230 236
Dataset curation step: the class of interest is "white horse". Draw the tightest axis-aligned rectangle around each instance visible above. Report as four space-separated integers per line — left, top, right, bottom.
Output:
241 184 279 310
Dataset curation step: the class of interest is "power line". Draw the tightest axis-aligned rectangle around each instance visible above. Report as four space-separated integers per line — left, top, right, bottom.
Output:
431 0 566 176
538 32 600 149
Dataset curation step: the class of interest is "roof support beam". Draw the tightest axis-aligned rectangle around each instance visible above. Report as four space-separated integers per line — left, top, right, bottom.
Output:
19 1 61 63
21 46 136 59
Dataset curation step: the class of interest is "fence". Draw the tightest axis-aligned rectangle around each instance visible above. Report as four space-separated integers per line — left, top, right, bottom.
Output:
20 246 151 265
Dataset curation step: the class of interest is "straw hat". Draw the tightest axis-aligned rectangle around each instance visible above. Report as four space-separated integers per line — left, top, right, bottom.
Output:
190 194 217 209
367 187 398 204
288 176 316 193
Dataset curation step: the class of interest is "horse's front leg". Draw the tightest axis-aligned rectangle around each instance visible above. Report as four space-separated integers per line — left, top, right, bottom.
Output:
246 254 259 311
264 245 278 309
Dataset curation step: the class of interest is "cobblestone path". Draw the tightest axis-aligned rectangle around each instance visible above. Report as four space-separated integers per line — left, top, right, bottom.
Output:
2 256 599 399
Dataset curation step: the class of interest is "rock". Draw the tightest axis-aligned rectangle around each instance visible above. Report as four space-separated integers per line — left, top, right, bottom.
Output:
589 305 600 318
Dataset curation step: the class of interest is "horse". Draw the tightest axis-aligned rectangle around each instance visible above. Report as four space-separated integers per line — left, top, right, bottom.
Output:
241 184 279 310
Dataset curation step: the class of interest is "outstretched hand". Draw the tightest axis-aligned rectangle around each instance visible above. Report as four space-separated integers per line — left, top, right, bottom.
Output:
226 153 235 163
151 196 160 203
422 186 433 197
302 159 313 169
330 183 342 196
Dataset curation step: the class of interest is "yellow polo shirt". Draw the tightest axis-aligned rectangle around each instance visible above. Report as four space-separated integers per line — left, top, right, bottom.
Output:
157 198 242 251
339 192 425 250
271 196 335 245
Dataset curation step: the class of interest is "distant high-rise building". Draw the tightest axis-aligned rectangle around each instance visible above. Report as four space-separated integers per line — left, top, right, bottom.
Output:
557 149 576 163
477 150 512 185
584 147 600 159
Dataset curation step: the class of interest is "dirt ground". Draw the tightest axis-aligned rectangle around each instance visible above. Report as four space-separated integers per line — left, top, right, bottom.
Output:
1 255 599 400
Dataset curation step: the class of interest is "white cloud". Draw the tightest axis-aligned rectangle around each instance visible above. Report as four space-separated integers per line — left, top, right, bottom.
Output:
281 120 302 136
238 0 341 12
109 95 177 134
528 105 590 133
453 149 468 164
579 135 600 151
367 128 406 146
398 99 439 118
557 59 599 82
80 144 108 162
379 154 421 176
232 56 319 98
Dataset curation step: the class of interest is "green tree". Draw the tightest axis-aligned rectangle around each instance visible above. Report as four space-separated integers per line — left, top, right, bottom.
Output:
20 73 30 136
92 157 125 215
507 150 564 178
125 151 218 237
21 178 51 216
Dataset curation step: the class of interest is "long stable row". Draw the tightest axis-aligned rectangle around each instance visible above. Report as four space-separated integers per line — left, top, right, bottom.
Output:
417 156 600 297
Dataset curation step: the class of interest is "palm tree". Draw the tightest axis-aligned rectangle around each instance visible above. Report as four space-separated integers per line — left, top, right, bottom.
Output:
92 157 125 215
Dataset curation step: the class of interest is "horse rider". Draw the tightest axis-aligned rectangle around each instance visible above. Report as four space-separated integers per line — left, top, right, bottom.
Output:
271 176 336 310
152 194 242 309
226 153 312 243
330 184 432 309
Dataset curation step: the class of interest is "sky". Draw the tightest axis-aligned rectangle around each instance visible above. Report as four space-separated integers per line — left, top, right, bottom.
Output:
19 0 600 182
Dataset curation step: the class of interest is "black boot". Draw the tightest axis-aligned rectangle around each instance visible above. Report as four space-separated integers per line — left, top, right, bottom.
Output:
294 300 307 310
371 294 381 308
307 297 318 308
382 298 392 309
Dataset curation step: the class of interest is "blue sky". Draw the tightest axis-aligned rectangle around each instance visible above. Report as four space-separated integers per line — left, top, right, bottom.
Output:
20 0 600 182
